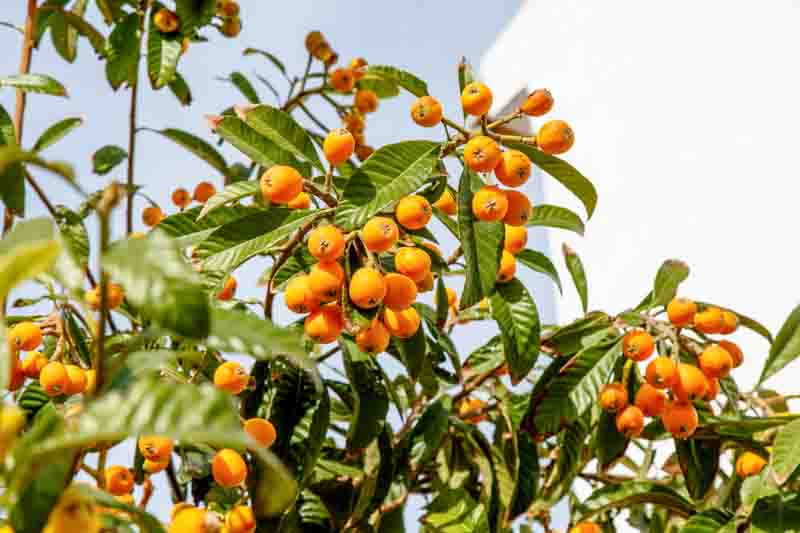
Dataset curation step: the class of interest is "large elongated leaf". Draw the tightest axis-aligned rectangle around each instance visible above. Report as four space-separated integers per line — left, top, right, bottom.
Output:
213 115 309 174
760 303 800 383
174 0 216 34
527 204 585 235
50 0 88 63
168 71 192 106
680 510 734 533
491 278 540 384
225 72 260 103
0 74 68 97
0 218 61 300
407 396 451 469
0 104 24 213
0 146 75 184
159 205 261 249
105 13 140 90
32 116 83 152
422 488 490 533
675 437 720 501
144 127 229 176
76 485 166 533
146 5 181 89
594 410 629 470
771 417 800 485
509 437 538 519
652 259 690 307
563 244 588 313
103 231 210 337
335 141 440 230
243 48 288 78
516 249 562 293
53 206 89 268
341 338 390 449
750 494 800 533
578 482 694 519
198 180 260 219
366 65 428 97
236 104 323 171
37 4 105 57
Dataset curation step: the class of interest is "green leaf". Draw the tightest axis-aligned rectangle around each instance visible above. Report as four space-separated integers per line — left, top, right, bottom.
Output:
0 104 24 213
435 275 450 328
750 494 800 533
490 278 540 384
75 485 166 533
213 115 309 175
335 141 440 230
9 450 72 533
527 204 585 235
225 72 260 103
50 0 88 63
37 5 105 57
771 417 800 485
144 128 228 176
174 0 216 34
458 169 503 309
32 116 83 152
243 47 288 78
579 481 694 520
341 338 390 449
0 218 60 300
563 244 588 312
0 145 76 183
105 13 140 91
103 231 210 337
593 410 629 470
462 336 504 381
696 300 773 344
674 437 720 501
760 303 800 383
356 75 400 99
516 249 562 293
505 142 598 219
393 310 428 381
168 71 192 106
407 396 451 470
366 65 428 97
0 74 68 97
91 144 128 175
422 488 490 533
146 6 181 89
677 510 733 533
509 437 539 519
652 259 690 307
198 180 260 219
53 206 89 268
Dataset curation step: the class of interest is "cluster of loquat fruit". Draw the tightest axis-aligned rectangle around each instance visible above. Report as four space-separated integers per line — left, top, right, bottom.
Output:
151 0 242 44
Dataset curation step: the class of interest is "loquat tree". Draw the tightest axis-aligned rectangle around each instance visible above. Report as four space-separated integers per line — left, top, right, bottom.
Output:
0 2 799 533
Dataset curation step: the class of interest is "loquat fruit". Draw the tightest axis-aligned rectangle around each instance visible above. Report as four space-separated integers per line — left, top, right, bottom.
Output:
142 206 164 227
718 340 743 368
494 150 532 187
8 363 24 392
599 382 628 413
635 383 667 417
472 185 508 222
520 88 554 117
667 297 697 327
460 82 493 117
308 225 345 262
323 128 355 166
463 136 502 173
416 271 434 292
226 505 256 533
616 405 645 438
86 283 125 311
213 361 249 395
308 261 345 302
349 57 368 79
342 112 365 134
304 304 344 344
217 0 240 18
65 365 87 396
503 225 528 255
354 89 379 114
329 68 355 93
537 120 574 155
105 466 134 496
8 321 42 351
570 522 601 533
212 449 248 488
355 320 391 355
497 250 516 283
704 376 719 401
458 397 487 424
171 188 191 209
645 356 678 389
622 329 654 362
304 31 326 56
735 451 767 478
284 274 321 314
662 401 699 439
349 267 387 309
169 506 209 533
143 458 170 474
287 192 311 209
260 165 304 204
220 16 241 37
361 217 399 253
21 351 48 379
693 306 725 334
698 344 733 379
217 276 237 301
410 96 443 127
446 287 457 308
244 418 276 448
382 273 418 310
153 8 180 33
40 362 68 397
672 363 707 402
720 310 738 335
138 435 174 462
503 190 532 226
382 306 421 338
394 247 432 283
193 181 217 203
395 195 432 230
433 189 457 215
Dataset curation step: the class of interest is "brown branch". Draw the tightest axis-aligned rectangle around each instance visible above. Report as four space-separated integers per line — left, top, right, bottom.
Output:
453 368 496 403
304 180 337 207
125 0 147 234
166 460 185 502
282 86 325 112
14 0 37 144
263 221 316 319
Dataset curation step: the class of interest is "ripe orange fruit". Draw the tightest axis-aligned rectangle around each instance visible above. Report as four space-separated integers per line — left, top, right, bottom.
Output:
8 321 42 351
736 451 767 478
260 165 304 204
220 17 242 37
421 241 441 257
720 310 738 334
704 376 720 401
86 282 125 310
153 8 180 32
472 185 508 221
308 225 345 261
65 365 87 395
139 435 174 462
304 31 326 55
667 297 697 327
349 267 387 309
214 361 249 395
226 505 256 533
394 247 432 283
616 405 645 438
520 88 554 117
718 340 743 368
446 287 457 308
622 329 654 362
382 273 418 310
537 120 575 155
171 188 191 209
599 382 628 413
410 96 443 127
143 458 170 474
645 356 678 389
304 304 344 344
349 57 368 79
699 344 733 379
382 307 421 338
569 522 601 533
497 250 516 283
503 190 532 226
105 466 134 495
694 306 725 334
354 89 379 114
323 128 355 166
21 351 48 379
193 181 217 203
635 383 667 417
463 136 502 172
672 363 707 402
142 206 164 227
460 82 493 116
217 276 237 301
433 189 457 216
244 418 276 448
395 195 432 230
662 401 698 439
342 112 365 134
169 507 208 533
355 144 374 161
212 449 248 488
504 225 528 255
85 369 97 394
287 192 311 209
217 0 240 18
40 362 68 397
284 274 321 314
458 397 487 424
355 320 391 355
329 68 355 93
416 271 434 293
494 150 532 187
309 261 345 302
9 363 24 392
361 217 399 252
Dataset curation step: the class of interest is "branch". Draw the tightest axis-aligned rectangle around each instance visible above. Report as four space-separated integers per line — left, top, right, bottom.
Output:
263 221 316 319
126 0 147 233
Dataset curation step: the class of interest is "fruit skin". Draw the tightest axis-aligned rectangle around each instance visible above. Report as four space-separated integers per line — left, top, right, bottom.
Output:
217 0 240 18
169 507 208 533
226 505 256 533
463 136 502 172
570 522 602 533
720 310 739 334
704 376 720 401
662 401 698 439
304 31 326 55
672 362 708 402
309 261 345 302
85 283 125 310
193 181 217 203
355 144 374 161
736 451 767 478
520 88 554 117
356 320 391 355
537 120 575 155
433 189 457 215
8 364 24 392
361 217 399 253
287 192 311 209
244 418 277 448
416 271 434 292
105 466 134 495
261 165 304 204
142 206 164 227
217 276 237 301
698 344 733 379
65 365 87 395
503 190 532 226
718 340 743 368
635 383 667 417
304 304 344 344
461 82 493 116
622 329 655 362
329 68 355 93
382 273 418 310
220 16 241 37
214 361 249 395
9 321 42 351
21 351 48 379
284 274 321 314
494 150 532 187
694 306 725 334
153 8 180 33
143 458 169 474
44 485 100 533
40 362 69 397
395 195 432 230
349 267 387 309
382 307 421 338
171 188 191 209
645 356 678 389
394 247 432 283
599 382 628 413
410 96 443 127
342 112 365 134
472 185 508 221
616 405 645 438
323 128 356 166
446 287 457 308
308 225 346 261
349 57 368 79
667 297 697 327
497 250 516 283
212 448 248 488
354 89 379 114
459 397 487 424
85 369 97 394
138 435 174 462
504 225 528 254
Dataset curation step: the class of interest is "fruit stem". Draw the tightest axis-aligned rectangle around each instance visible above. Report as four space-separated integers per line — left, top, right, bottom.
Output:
441 117 470 139
485 111 523 131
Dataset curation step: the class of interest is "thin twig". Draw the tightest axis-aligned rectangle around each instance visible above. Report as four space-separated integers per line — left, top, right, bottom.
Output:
263 221 316 319
166 460 185 502
441 117 471 139
282 86 325 112
297 101 330 133
126 0 147 233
